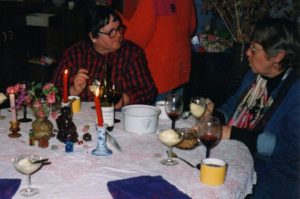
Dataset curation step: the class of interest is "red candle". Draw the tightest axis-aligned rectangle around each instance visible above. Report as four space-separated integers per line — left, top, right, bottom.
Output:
94 88 103 126
63 69 69 103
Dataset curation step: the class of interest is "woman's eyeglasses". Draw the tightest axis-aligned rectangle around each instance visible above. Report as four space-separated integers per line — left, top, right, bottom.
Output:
98 25 126 39
249 43 263 54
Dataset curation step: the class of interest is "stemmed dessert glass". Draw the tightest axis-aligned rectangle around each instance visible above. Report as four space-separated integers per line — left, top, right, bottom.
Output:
165 94 183 129
158 129 184 166
190 96 206 125
12 154 43 197
196 116 221 169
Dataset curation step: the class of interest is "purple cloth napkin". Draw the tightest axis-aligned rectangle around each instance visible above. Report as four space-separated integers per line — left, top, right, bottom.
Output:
107 175 191 199
0 179 21 199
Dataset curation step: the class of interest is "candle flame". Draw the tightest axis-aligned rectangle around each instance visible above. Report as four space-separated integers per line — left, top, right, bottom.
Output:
95 87 99 97
64 69 68 75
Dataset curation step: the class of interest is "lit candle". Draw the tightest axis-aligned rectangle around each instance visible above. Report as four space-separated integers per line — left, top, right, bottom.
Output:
94 88 103 126
63 69 69 103
9 93 17 123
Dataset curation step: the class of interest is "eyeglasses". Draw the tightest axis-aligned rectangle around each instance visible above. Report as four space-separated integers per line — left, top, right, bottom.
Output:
249 44 263 54
98 25 126 39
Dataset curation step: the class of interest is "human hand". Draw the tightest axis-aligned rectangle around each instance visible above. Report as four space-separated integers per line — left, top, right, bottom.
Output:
204 98 214 117
71 69 89 96
221 125 231 139
115 93 130 110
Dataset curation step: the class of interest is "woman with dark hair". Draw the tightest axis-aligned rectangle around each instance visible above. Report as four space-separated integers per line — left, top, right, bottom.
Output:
211 17 300 198
51 5 157 108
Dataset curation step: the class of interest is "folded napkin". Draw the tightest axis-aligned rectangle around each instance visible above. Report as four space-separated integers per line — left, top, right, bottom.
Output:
107 175 191 199
0 179 21 199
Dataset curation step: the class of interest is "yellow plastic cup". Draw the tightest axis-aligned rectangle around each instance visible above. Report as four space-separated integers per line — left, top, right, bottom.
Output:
68 96 81 113
200 158 227 186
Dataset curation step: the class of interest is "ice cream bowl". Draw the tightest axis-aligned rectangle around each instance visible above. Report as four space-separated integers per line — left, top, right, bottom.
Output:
122 105 161 134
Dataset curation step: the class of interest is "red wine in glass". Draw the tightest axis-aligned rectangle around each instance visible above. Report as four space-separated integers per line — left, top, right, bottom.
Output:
196 116 221 170
165 94 183 129
167 112 181 120
200 133 218 158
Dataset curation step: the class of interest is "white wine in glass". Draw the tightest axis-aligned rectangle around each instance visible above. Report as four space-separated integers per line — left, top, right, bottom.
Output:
190 97 206 124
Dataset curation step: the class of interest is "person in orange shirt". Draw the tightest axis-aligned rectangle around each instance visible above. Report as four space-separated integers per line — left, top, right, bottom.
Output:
121 0 197 101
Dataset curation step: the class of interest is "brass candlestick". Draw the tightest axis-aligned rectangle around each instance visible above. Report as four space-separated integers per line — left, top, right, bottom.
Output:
8 121 21 138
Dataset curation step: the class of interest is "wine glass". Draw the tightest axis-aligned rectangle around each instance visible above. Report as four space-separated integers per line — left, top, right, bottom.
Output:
196 116 221 169
158 129 184 166
12 154 43 197
190 97 206 125
165 94 183 129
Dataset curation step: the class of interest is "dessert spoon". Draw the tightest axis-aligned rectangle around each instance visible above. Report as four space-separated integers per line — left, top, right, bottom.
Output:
168 151 195 168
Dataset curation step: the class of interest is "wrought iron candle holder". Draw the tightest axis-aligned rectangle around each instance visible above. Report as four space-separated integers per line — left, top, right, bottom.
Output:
8 121 21 138
91 125 112 157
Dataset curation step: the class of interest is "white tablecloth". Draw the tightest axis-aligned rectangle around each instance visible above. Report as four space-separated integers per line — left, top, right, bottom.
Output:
0 102 256 199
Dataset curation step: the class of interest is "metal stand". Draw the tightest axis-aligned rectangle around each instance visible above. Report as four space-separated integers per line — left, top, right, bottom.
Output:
91 125 112 157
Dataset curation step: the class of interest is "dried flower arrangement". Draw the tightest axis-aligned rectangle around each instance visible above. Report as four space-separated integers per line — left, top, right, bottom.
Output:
201 0 271 42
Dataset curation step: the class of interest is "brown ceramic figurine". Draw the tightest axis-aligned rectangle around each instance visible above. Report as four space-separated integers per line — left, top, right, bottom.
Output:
56 106 78 143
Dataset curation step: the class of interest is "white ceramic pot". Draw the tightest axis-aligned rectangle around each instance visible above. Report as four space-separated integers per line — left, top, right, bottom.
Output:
122 105 161 134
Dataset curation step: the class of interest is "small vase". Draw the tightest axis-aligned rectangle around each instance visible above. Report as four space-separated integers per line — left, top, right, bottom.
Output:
32 116 53 141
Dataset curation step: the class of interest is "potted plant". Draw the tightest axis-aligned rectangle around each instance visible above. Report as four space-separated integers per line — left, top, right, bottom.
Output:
7 82 60 145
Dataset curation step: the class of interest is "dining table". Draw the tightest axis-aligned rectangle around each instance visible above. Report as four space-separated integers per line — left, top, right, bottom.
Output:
0 102 256 199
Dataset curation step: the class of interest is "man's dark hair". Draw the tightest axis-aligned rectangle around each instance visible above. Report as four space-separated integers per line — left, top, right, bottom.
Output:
85 5 122 38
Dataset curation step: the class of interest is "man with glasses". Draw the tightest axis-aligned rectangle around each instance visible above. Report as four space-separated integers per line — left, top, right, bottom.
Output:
51 5 157 108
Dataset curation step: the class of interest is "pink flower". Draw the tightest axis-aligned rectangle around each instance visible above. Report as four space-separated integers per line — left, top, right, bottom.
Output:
24 95 32 105
36 110 46 118
33 101 42 109
47 92 56 104
43 83 54 91
6 86 15 94
13 84 23 93
7 82 60 119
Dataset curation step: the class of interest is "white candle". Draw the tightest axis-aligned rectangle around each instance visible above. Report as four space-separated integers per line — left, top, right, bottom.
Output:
9 93 17 122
